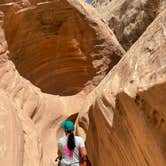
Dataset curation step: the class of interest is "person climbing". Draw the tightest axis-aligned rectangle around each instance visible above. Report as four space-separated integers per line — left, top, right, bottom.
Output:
56 120 89 166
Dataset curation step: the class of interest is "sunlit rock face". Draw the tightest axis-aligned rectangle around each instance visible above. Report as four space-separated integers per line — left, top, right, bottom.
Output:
3 0 124 96
0 0 124 166
92 0 166 50
1 0 165 166
77 8 166 166
0 91 23 166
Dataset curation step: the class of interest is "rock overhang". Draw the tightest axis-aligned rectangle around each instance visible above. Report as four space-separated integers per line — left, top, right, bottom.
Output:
1 0 124 96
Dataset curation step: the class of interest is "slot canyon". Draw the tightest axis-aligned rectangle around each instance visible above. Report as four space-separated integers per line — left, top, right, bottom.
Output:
0 0 165 166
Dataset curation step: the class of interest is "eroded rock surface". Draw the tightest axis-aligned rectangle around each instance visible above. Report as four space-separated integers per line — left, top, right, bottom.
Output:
0 91 23 166
0 0 124 166
77 8 166 166
92 0 166 50
0 0 166 166
3 0 124 96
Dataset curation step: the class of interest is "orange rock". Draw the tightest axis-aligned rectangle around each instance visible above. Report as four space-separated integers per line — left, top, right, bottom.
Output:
77 9 166 166
0 1 124 165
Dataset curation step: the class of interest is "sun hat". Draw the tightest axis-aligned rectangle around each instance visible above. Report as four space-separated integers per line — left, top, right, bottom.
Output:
61 120 74 131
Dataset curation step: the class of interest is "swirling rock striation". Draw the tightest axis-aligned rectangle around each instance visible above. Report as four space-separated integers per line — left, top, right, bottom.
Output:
77 8 166 166
3 0 124 96
0 0 124 166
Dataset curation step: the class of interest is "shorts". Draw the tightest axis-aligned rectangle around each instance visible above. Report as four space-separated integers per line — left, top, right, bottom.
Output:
59 159 79 166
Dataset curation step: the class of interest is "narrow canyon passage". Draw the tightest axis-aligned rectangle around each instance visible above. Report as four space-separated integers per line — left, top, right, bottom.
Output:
0 1 124 166
0 0 166 166
0 1 165 166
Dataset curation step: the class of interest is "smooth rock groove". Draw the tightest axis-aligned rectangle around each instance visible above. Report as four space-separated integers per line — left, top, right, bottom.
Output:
0 0 124 166
0 0 165 166
77 8 166 166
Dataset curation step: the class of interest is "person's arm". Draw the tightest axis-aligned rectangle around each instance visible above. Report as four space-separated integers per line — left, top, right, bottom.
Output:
55 149 62 162
80 147 88 161
79 137 88 162
57 149 62 158
56 141 62 161
80 147 87 157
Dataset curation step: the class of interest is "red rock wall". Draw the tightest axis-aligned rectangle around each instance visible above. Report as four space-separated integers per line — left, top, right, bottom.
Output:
3 0 124 95
0 1 124 166
77 8 166 166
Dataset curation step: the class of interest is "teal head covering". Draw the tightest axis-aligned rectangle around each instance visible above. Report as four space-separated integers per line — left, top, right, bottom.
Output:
61 120 74 132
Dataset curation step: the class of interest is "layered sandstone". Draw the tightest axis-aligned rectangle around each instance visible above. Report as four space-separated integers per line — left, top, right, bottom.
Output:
77 8 166 166
0 0 165 166
0 0 124 166
3 0 124 96
92 0 166 50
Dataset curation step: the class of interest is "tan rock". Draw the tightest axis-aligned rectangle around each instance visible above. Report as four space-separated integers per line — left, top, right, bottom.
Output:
0 0 124 166
92 0 166 50
0 91 23 166
3 0 124 96
77 8 166 166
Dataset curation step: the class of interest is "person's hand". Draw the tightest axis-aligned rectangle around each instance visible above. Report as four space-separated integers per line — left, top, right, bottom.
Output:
80 155 91 166
80 160 87 166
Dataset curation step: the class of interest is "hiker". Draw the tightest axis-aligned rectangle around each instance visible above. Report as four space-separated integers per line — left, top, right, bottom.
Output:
56 120 88 166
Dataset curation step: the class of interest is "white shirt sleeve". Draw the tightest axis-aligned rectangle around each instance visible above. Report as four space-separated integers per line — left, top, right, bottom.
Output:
58 139 63 152
79 137 85 148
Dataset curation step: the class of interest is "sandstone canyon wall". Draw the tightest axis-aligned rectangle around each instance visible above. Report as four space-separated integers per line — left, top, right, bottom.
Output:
77 7 166 166
92 0 166 50
0 0 165 166
0 0 124 166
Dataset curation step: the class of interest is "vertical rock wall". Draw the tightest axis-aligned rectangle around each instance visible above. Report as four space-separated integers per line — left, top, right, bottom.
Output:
77 8 166 166
92 0 166 50
0 0 124 165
